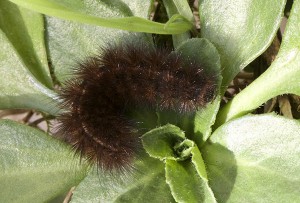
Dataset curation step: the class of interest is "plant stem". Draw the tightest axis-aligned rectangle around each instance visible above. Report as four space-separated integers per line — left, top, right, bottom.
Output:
162 0 192 48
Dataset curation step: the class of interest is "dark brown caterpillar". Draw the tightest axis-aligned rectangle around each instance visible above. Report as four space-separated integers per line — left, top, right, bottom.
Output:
56 41 217 171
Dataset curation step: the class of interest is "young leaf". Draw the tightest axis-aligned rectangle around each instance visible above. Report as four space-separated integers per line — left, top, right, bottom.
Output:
165 159 216 203
202 114 300 203
0 120 88 203
217 0 300 124
199 0 286 89
142 124 216 203
142 124 185 160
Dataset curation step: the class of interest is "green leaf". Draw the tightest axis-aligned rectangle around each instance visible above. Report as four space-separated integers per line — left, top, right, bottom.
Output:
166 144 216 203
0 28 59 115
162 0 192 48
176 38 222 146
176 38 221 76
194 98 220 146
165 159 216 203
0 1 53 88
202 114 300 203
45 0 153 82
142 124 216 203
121 0 154 18
216 0 300 125
71 156 175 203
9 0 192 35
0 119 88 203
199 0 286 88
46 18 129 82
191 145 207 180
172 0 194 22
141 124 185 160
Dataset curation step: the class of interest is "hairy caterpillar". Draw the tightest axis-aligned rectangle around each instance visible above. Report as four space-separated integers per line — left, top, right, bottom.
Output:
56 41 217 171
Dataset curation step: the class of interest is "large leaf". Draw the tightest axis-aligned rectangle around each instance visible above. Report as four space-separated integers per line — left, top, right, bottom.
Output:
0 29 59 115
202 114 300 203
0 1 53 88
121 0 154 18
45 0 153 82
71 155 175 203
199 0 286 88
9 0 192 35
0 120 88 203
217 0 300 125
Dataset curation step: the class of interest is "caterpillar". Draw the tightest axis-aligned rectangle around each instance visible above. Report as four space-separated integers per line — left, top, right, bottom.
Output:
56 41 217 171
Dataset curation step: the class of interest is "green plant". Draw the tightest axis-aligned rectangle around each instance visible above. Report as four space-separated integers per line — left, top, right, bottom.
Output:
0 0 299 202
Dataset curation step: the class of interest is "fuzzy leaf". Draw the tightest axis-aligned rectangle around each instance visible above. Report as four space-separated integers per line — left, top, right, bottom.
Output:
217 0 300 124
71 156 175 203
44 0 153 82
165 159 216 203
141 124 185 160
0 27 59 114
0 1 53 88
142 124 216 203
0 120 87 203
165 143 216 203
199 0 286 88
202 114 300 203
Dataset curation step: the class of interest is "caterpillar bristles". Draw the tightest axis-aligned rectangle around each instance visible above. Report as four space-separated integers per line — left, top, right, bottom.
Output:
55 41 217 172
